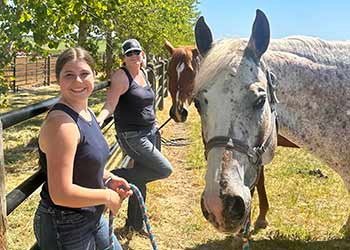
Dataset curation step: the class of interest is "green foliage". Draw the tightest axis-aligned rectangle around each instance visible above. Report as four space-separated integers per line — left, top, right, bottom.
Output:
0 0 200 105
112 0 200 56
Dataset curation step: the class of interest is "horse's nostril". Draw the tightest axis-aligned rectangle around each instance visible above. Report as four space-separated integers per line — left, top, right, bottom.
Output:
222 195 245 222
181 108 188 121
200 196 210 220
169 106 176 119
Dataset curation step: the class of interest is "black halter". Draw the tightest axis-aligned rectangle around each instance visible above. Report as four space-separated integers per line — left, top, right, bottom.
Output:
204 69 278 190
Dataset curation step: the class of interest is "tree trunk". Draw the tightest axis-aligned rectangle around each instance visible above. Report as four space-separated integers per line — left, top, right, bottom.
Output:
0 120 7 250
78 18 88 48
105 30 114 77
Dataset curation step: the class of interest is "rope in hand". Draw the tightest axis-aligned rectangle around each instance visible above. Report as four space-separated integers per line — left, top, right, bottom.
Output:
107 183 158 250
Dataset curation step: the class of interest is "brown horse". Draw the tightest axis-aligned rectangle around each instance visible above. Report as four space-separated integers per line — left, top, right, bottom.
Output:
165 39 298 230
165 40 200 122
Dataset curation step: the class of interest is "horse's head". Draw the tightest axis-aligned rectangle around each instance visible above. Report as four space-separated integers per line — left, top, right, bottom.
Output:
193 10 278 233
165 40 201 122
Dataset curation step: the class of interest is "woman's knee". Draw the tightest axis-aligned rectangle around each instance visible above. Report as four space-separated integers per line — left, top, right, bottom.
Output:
159 161 173 179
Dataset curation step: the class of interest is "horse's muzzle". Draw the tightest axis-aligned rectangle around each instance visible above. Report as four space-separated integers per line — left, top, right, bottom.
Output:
169 105 188 122
200 192 248 233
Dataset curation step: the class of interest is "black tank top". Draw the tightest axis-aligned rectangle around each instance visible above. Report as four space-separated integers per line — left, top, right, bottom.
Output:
39 103 109 217
114 67 155 132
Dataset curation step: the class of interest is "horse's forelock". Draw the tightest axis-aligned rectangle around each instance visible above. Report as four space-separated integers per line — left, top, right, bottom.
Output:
194 39 248 94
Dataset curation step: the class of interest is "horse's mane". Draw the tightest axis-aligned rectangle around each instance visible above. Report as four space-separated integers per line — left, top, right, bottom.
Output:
194 36 350 95
269 36 350 67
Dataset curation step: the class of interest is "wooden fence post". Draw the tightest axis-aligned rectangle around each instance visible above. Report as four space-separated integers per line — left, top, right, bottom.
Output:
47 55 51 85
25 56 28 86
12 57 16 92
158 60 165 110
163 59 168 97
0 119 8 250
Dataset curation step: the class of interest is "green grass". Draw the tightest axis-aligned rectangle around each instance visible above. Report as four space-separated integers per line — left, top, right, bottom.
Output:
183 104 350 249
2 90 350 250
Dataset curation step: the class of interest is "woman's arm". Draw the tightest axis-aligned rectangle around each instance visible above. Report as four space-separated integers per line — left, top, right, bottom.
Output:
96 70 129 126
39 111 121 214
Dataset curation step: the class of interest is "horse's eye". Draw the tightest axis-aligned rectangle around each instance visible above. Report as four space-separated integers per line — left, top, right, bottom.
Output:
254 95 266 109
194 98 201 113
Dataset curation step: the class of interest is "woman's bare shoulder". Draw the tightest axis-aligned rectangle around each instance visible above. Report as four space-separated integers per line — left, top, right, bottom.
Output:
110 68 129 91
111 68 128 81
39 110 79 152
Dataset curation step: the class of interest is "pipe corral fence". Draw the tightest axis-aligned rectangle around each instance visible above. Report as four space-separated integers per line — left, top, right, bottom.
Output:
0 58 169 250
3 55 58 92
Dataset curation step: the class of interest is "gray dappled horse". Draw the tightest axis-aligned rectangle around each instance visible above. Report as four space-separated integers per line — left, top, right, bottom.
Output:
165 37 298 231
194 9 350 237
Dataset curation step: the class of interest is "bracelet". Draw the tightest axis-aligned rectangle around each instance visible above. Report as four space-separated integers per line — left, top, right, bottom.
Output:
104 175 113 187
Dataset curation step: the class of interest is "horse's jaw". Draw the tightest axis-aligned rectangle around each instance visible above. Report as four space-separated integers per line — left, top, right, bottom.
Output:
201 148 251 233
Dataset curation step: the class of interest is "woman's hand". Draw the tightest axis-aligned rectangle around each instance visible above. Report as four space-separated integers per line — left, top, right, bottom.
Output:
107 175 133 200
106 189 122 215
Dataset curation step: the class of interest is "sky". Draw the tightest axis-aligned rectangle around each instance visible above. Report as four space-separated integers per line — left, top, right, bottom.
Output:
198 0 350 41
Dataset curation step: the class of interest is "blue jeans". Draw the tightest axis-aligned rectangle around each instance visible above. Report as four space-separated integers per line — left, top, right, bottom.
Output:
112 126 173 230
33 201 122 250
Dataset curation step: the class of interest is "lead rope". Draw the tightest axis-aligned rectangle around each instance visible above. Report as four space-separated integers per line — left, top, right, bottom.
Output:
242 218 251 250
156 117 172 132
107 183 158 250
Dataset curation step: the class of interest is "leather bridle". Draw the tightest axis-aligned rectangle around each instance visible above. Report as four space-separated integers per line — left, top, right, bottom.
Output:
203 68 279 190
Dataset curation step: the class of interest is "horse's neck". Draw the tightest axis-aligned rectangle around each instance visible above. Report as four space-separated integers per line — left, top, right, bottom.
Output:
264 37 350 170
269 36 350 66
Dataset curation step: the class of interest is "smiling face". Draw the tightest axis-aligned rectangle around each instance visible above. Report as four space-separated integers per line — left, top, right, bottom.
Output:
123 50 144 68
58 59 95 101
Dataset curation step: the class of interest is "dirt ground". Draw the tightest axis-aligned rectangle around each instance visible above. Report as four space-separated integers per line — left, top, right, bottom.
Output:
114 101 229 250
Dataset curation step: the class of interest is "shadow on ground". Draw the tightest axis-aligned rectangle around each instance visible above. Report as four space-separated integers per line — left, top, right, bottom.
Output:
186 236 350 250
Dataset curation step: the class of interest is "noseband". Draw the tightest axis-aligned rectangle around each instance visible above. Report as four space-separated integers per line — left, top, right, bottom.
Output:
204 69 278 190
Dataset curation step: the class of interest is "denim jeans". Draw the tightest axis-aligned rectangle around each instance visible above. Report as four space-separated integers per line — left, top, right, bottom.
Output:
33 200 122 250
112 126 173 230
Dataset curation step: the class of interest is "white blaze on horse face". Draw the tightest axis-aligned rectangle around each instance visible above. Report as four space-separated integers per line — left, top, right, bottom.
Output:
176 62 185 82
175 90 180 104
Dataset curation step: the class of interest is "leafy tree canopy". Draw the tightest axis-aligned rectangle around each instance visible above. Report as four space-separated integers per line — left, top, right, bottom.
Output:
0 0 200 107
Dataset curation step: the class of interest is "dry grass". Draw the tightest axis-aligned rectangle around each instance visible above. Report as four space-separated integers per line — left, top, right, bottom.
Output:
2 90 350 250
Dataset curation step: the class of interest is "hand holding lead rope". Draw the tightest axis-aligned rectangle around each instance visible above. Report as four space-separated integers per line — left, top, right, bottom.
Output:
106 180 158 250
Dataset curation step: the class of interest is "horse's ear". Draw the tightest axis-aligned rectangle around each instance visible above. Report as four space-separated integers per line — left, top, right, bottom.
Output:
246 9 270 60
164 39 174 55
195 16 213 57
